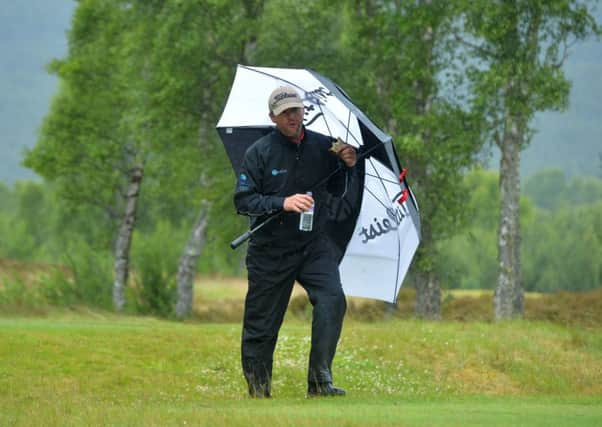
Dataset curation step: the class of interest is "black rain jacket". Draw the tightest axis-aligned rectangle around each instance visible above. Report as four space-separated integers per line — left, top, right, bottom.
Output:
234 127 349 248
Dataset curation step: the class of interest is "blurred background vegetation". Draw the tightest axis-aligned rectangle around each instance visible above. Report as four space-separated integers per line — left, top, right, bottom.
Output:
0 0 600 318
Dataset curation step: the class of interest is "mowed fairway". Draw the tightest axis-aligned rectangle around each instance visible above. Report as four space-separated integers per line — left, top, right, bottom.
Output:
1 314 601 426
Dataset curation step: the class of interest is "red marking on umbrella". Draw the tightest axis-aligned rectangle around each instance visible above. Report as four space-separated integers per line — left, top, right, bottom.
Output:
397 189 409 204
399 168 407 182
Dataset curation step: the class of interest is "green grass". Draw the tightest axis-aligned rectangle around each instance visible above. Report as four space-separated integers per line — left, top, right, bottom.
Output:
1 314 601 426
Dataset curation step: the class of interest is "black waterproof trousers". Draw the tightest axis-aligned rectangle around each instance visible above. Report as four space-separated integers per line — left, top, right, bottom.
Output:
241 234 346 395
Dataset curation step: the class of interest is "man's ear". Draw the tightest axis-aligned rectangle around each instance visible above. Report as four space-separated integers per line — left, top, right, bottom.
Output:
269 112 276 124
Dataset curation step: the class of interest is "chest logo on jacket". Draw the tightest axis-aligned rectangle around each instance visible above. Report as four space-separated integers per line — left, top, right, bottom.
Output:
237 173 250 191
271 169 288 176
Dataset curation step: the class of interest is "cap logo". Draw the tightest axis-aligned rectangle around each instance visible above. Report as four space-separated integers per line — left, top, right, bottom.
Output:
268 86 304 115
274 92 297 101
270 92 299 110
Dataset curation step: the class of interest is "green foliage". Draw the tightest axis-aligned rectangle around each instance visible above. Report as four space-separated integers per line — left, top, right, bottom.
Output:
0 180 113 263
459 0 599 131
197 195 247 276
336 1 486 276
30 237 113 309
0 276 47 311
0 239 113 311
252 0 343 72
5 0 600 317
524 169 568 210
129 220 185 316
0 183 17 213
0 181 52 261
436 168 534 289
60 239 113 308
525 169 602 210
438 168 602 292
0 213 38 260
23 2 132 252
523 202 602 292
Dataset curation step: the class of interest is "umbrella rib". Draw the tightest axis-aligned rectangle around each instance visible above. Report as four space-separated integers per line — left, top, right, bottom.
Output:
392 221 402 302
367 157 395 205
364 173 400 185
363 185 392 211
240 65 307 94
320 108 362 146
317 102 333 138
345 109 351 144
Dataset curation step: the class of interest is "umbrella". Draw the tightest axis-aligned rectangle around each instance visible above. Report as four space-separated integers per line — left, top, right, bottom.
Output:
216 65 420 303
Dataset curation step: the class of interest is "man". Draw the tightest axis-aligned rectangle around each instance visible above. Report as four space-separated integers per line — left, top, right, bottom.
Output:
234 85 357 398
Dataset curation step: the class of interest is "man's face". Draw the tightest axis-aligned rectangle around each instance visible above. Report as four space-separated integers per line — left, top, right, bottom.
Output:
270 107 304 138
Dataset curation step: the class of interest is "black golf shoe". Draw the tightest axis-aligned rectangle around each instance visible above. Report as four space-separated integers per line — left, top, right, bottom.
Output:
307 382 346 397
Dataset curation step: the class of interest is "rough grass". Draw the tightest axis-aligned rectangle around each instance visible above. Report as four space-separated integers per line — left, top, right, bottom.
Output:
191 277 602 327
2 257 602 326
189 274 602 327
0 315 601 426
2 259 602 425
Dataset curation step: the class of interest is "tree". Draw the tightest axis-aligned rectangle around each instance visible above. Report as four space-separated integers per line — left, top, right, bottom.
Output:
148 0 270 317
458 0 600 319
340 0 484 319
24 1 140 311
25 0 204 312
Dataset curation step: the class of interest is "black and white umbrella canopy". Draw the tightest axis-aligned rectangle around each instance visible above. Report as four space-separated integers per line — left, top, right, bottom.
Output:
217 65 420 303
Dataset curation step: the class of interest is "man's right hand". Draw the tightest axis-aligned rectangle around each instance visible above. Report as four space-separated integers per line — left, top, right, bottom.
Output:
283 193 314 213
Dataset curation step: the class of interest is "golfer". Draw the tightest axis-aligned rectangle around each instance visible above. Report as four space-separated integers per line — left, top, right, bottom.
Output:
234 85 357 397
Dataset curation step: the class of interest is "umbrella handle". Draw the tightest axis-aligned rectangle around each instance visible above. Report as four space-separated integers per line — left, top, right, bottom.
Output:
230 230 252 249
230 213 281 249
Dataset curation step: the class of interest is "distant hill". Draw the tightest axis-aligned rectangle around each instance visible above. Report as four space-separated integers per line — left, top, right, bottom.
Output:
0 1 600 184
0 1 75 183
492 34 602 179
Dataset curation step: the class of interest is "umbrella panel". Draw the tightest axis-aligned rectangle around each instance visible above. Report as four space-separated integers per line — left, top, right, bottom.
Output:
217 127 272 177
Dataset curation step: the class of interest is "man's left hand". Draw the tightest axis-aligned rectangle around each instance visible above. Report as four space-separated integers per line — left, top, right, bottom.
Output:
338 145 357 167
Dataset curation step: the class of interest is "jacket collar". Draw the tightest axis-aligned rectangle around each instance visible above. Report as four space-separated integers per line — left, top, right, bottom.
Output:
274 126 305 146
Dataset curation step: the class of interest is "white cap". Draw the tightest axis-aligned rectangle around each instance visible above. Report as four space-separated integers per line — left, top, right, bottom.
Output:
268 86 304 115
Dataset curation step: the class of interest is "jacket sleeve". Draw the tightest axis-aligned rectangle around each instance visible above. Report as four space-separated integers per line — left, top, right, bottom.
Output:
233 146 285 217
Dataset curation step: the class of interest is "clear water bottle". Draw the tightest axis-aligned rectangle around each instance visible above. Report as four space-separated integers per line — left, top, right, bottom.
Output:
299 191 314 232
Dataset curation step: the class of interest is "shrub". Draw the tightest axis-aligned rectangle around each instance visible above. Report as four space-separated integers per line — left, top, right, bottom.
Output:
130 220 184 317
38 238 113 309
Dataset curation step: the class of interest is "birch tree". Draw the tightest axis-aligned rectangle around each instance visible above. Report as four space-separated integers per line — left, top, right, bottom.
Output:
25 1 140 311
139 0 268 317
342 0 484 319
458 0 600 319
26 0 199 312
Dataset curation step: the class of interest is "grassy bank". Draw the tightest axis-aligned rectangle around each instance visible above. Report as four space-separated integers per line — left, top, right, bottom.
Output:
192 278 602 327
1 314 601 426
2 258 601 326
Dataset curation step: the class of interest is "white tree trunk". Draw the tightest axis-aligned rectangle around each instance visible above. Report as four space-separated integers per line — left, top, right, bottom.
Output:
113 163 144 312
175 204 209 319
494 117 524 319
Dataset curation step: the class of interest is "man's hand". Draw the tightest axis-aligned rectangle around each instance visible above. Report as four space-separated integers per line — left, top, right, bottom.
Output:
338 144 357 167
330 137 357 167
283 193 314 213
